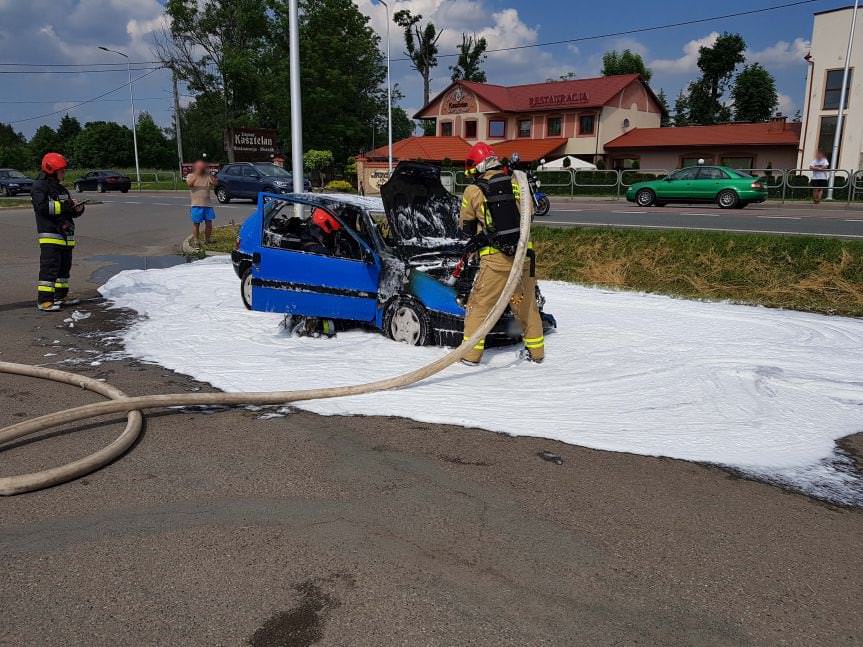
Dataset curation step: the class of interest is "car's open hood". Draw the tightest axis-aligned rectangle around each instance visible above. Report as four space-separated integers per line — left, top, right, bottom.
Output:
380 162 464 253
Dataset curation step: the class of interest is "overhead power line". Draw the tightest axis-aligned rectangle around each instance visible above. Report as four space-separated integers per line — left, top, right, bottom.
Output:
392 0 826 62
0 60 161 67
0 97 173 105
0 66 163 75
9 68 162 125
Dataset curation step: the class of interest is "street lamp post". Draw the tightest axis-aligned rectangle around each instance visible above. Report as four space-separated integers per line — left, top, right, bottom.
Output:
379 0 393 175
288 0 304 197
99 46 141 187
827 0 859 200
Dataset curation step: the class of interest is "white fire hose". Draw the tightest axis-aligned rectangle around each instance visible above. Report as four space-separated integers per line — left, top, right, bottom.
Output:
0 175 534 495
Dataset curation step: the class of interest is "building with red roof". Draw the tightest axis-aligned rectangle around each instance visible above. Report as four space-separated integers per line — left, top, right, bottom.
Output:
604 117 802 171
357 74 662 193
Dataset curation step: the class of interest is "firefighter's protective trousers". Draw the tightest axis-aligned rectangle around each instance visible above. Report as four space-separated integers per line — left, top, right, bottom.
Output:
459 170 545 362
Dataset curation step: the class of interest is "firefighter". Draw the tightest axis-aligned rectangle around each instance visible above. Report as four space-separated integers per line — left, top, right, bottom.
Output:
32 152 84 311
459 142 544 365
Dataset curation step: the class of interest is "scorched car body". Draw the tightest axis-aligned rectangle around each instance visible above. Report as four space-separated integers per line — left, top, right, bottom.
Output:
231 162 555 346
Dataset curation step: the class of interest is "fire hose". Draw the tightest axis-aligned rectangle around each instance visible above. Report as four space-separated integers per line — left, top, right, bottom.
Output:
0 174 535 495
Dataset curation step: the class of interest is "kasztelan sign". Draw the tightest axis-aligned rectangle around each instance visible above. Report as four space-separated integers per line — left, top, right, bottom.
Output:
224 128 278 162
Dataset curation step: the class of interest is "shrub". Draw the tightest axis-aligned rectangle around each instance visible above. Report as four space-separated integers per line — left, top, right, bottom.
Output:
324 179 355 193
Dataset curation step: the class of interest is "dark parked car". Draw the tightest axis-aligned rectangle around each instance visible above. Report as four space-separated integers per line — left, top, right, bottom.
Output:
0 168 33 196
231 162 556 347
215 162 311 203
74 170 132 193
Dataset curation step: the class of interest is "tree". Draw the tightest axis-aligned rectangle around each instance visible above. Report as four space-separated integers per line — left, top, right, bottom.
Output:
136 113 176 168
393 9 442 106
0 122 26 149
56 115 81 155
158 0 270 161
673 91 690 127
303 149 334 187
732 63 778 122
690 32 746 124
0 144 30 170
657 89 671 127
450 34 487 82
601 49 652 82
179 93 230 163
28 125 60 167
73 122 135 168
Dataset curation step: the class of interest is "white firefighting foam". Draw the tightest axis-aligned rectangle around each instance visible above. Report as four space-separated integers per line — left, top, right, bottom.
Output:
99 256 863 504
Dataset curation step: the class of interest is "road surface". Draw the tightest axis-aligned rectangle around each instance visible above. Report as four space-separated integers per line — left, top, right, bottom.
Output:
0 192 861 646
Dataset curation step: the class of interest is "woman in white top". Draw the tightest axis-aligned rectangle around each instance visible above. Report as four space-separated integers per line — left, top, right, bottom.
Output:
809 151 830 204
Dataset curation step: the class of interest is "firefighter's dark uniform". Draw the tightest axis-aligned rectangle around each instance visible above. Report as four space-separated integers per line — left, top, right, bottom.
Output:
459 169 545 363
31 172 81 306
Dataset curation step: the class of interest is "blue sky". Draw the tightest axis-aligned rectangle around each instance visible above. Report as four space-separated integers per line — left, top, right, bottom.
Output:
0 0 844 138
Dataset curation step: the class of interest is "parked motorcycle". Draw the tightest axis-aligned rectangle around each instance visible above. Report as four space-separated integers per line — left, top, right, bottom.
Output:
509 153 550 217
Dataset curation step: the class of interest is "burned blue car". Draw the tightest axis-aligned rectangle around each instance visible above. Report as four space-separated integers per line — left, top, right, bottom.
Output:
231 162 555 346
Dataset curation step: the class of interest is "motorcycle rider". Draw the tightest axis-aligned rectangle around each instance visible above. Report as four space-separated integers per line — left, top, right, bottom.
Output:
32 152 85 311
459 142 544 365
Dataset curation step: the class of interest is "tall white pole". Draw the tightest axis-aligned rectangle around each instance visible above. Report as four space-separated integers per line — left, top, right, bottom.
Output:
99 47 140 186
288 0 304 195
380 0 393 175
828 0 859 199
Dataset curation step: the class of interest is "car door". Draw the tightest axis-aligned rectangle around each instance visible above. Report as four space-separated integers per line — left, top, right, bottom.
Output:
250 204 381 322
79 172 94 190
694 166 729 200
659 167 700 199
238 166 263 199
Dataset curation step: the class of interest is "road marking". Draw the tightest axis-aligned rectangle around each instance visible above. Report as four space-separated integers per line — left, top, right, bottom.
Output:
845 219 863 222
538 220 863 238
681 212 720 216
612 210 646 214
548 209 584 213
757 216 802 220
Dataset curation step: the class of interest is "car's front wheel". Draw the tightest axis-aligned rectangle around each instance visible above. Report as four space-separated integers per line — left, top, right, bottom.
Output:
216 186 231 204
635 188 656 207
717 189 739 209
384 298 430 346
240 269 253 310
4 186 14 197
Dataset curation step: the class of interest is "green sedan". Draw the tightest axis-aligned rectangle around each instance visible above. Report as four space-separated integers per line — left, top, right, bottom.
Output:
626 165 768 209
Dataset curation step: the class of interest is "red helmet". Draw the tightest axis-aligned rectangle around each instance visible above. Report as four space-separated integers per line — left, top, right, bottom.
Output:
311 208 341 235
465 142 498 174
41 152 68 174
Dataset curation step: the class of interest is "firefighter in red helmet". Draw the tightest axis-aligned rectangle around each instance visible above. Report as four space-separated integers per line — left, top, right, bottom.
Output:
31 152 85 311
459 142 545 365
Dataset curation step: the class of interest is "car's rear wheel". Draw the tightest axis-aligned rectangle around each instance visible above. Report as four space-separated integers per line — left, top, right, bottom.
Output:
240 269 253 310
121 188 129 193
216 186 231 204
4 186 13 197
74 183 83 193
635 188 656 207
717 189 739 209
385 298 430 346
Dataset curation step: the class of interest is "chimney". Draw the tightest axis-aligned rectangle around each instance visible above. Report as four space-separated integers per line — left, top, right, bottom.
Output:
768 114 787 133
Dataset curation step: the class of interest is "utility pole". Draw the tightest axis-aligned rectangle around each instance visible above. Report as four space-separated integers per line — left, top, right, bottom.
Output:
828 0 859 199
98 47 141 187
172 69 184 177
288 0 304 195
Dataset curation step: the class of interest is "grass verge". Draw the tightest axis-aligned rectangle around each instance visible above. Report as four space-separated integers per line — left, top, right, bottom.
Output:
532 226 863 317
0 198 31 209
204 223 863 317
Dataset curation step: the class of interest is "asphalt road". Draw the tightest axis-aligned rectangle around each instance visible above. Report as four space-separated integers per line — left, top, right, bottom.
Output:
8 190 862 238
1 192 862 646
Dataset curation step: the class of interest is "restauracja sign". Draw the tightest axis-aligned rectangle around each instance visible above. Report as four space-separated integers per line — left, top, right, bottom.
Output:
529 92 589 108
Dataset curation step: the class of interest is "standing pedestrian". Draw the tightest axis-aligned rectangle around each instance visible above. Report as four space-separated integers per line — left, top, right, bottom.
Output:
809 150 830 204
32 153 85 311
186 159 216 245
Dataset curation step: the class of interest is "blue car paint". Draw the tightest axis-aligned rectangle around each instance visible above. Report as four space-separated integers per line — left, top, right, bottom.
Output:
408 270 463 318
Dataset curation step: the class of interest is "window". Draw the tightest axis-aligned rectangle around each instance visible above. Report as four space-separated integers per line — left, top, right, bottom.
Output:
612 158 640 170
464 120 477 139
669 168 701 180
488 119 506 138
681 157 710 168
721 157 754 170
242 166 259 177
440 121 453 136
823 69 853 110
226 166 242 176
578 114 595 135
518 118 532 138
546 117 562 137
817 116 842 160
697 167 729 180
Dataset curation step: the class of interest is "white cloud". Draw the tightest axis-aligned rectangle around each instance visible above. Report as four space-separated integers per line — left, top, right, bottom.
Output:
650 32 719 75
777 93 796 116
747 37 810 67
609 37 648 57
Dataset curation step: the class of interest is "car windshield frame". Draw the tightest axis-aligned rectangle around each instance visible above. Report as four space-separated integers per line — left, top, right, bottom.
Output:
253 163 291 177
5 170 27 179
99 170 123 176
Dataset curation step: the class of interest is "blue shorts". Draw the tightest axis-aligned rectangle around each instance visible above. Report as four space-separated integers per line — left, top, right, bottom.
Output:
190 206 216 224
